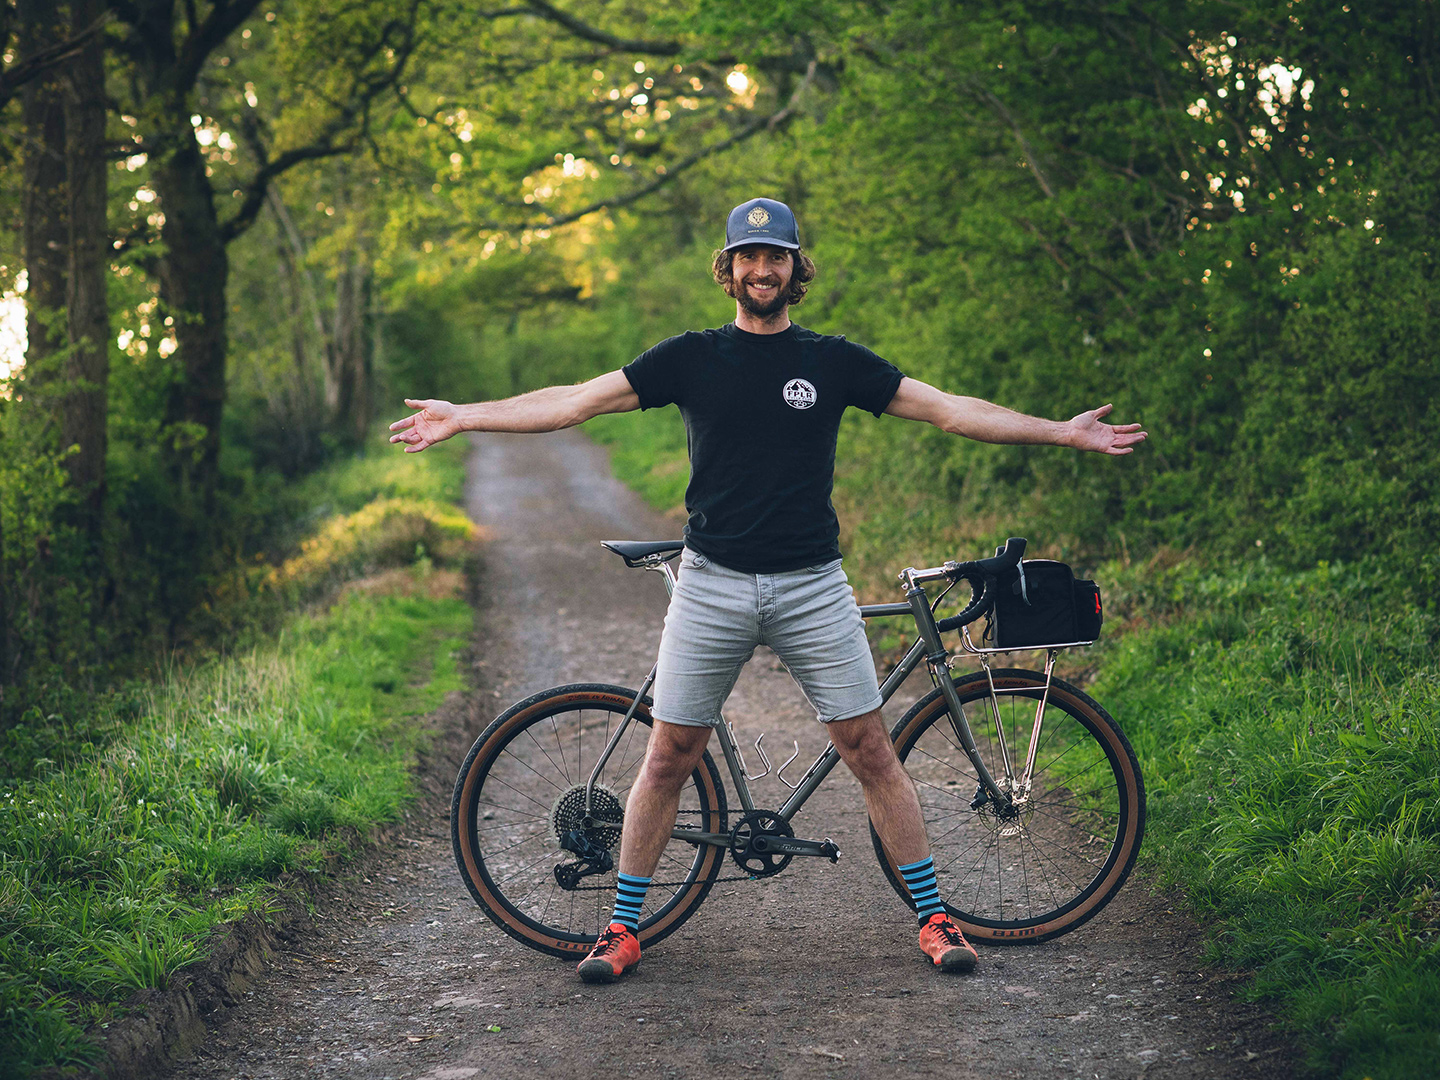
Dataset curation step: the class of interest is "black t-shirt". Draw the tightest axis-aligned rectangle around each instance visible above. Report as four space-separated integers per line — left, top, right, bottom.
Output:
622 322 904 573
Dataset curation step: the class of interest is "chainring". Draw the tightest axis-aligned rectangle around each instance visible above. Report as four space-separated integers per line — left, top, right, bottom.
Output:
550 784 624 853
728 810 795 877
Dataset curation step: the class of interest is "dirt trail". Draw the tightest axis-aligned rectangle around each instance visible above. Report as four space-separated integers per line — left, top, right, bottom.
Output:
170 430 1293 1080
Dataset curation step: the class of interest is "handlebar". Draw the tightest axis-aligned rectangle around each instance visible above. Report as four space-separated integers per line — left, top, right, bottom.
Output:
901 537 1026 633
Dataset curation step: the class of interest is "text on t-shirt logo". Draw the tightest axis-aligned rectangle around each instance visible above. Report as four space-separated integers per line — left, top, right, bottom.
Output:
783 378 817 410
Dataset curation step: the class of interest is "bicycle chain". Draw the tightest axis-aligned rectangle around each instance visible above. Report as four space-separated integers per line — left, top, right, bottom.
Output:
555 811 766 891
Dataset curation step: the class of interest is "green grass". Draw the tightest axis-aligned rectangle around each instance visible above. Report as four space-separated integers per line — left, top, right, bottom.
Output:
1093 560 1440 1079
0 427 477 1077
585 409 689 514
0 584 471 1077
286 425 470 520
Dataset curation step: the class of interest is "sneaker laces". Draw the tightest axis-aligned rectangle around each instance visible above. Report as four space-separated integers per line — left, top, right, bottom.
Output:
930 917 966 946
592 925 631 956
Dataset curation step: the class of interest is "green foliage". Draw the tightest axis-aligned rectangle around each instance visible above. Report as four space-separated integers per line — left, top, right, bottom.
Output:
1092 563 1440 1079
0 427 469 783
586 409 691 513
0 586 470 1077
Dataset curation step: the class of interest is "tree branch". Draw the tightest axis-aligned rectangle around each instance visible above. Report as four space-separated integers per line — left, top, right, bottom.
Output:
507 60 817 232
219 1 424 243
523 0 682 55
0 9 114 110
175 0 264 95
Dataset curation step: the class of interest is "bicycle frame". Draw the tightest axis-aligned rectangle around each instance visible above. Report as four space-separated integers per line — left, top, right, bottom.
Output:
582 553 1063 850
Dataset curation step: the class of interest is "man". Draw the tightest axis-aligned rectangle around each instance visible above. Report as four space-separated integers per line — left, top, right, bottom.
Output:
390 197 1146 985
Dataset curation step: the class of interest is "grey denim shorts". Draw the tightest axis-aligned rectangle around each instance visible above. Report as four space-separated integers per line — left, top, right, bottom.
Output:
650 548 884 727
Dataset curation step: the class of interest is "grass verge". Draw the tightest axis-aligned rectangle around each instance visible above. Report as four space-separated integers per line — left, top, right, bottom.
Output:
1091 559 1440 1079
0 431 476 1078
585 409 689 515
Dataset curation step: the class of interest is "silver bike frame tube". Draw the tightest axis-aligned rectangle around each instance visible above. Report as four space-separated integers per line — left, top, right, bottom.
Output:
596 558 1013 830
584 665 655 814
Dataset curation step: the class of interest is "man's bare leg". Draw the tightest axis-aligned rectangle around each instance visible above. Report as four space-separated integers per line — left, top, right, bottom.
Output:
616 719 714 878
578 720 713 981
827 709 929 864
829 709 977 971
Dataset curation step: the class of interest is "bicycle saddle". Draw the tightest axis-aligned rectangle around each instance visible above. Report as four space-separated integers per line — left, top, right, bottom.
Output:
600 540 684 567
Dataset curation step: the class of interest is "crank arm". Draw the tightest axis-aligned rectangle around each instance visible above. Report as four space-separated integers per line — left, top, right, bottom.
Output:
751 835 840 862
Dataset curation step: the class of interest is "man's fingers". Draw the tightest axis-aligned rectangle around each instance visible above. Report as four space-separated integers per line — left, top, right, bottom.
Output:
389 414 416 431
1112 422 1144 433
1091 402 1114 419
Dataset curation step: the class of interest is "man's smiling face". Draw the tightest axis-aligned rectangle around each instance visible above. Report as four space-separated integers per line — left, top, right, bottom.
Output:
731 244 794 318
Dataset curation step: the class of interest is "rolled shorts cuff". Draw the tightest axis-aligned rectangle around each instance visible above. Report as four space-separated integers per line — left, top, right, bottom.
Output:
818 694 886 725
648 711 718 729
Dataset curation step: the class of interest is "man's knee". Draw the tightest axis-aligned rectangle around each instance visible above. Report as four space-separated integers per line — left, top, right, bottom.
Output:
640 720 712 786
829 711 902 783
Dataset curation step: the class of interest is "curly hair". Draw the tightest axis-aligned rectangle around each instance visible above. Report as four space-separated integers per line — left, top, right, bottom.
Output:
711 246 817 307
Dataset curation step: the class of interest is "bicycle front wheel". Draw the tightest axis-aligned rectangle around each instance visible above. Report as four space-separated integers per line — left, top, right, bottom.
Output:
452 683 727 959
871 669 1144 944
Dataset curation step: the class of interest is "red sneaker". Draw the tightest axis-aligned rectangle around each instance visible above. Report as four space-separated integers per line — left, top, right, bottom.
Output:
919 913 978 973
577 923 642 984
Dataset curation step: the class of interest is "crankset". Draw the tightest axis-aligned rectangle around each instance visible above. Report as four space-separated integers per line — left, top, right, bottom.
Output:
728 810 840 877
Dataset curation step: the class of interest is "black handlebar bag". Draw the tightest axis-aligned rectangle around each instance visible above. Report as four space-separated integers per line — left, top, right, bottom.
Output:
987 560 1103 648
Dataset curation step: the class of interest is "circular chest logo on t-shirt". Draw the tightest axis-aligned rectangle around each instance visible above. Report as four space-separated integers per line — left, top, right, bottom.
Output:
783 378 817 410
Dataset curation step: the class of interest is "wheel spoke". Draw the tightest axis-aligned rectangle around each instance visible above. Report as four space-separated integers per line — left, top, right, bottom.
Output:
454 695 723 953
887 678 1142 938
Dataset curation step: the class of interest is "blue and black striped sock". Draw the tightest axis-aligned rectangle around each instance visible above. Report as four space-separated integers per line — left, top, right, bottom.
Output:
898 856 947 922
611 872 650 931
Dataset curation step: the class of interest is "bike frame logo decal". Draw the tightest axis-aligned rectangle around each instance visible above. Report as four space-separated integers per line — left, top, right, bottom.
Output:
783 378 817 410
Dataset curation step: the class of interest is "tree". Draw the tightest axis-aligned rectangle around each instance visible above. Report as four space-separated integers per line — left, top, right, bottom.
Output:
106 0 424 497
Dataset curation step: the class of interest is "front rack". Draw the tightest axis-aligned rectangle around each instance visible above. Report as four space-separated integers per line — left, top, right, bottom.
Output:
956 623 1097 656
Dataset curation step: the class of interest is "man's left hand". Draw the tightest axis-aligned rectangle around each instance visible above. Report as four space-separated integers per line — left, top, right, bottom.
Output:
1067 404 1147 455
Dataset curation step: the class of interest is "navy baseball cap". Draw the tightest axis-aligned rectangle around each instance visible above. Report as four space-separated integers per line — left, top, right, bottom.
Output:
722 198 801 252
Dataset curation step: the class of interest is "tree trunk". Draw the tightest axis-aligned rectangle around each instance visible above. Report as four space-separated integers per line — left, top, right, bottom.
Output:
17 0 68 388
0 476 8 712
327 253 372 447
60 0 109 528
154 119 229 497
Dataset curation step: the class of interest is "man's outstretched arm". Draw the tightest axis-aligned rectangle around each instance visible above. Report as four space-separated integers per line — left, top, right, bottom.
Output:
884 377 1146 456
389 370 640 453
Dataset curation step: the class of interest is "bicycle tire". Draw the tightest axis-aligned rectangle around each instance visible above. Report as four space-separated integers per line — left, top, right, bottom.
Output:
452 683 728 959
870 668 1144 944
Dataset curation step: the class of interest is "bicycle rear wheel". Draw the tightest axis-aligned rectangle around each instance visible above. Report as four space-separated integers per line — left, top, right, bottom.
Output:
452 683 727 959
871 669 1144 944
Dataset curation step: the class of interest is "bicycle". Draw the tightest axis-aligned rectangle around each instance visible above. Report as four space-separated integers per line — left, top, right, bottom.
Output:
451 537 1145 958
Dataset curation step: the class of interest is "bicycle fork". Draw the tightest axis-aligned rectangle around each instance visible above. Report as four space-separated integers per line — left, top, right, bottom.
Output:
904 578 1058 814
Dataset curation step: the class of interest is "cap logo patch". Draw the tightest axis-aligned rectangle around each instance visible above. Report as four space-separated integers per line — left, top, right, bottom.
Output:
783 378 817 410
747 206 771 227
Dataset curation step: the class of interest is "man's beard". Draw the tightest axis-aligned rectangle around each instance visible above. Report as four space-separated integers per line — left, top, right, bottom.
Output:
736 279 788 318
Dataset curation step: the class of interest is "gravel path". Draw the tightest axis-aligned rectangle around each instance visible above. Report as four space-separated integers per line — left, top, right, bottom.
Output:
169 429 1294 1080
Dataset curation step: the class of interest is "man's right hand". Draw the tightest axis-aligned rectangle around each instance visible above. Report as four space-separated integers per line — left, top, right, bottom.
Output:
389 399 462 453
